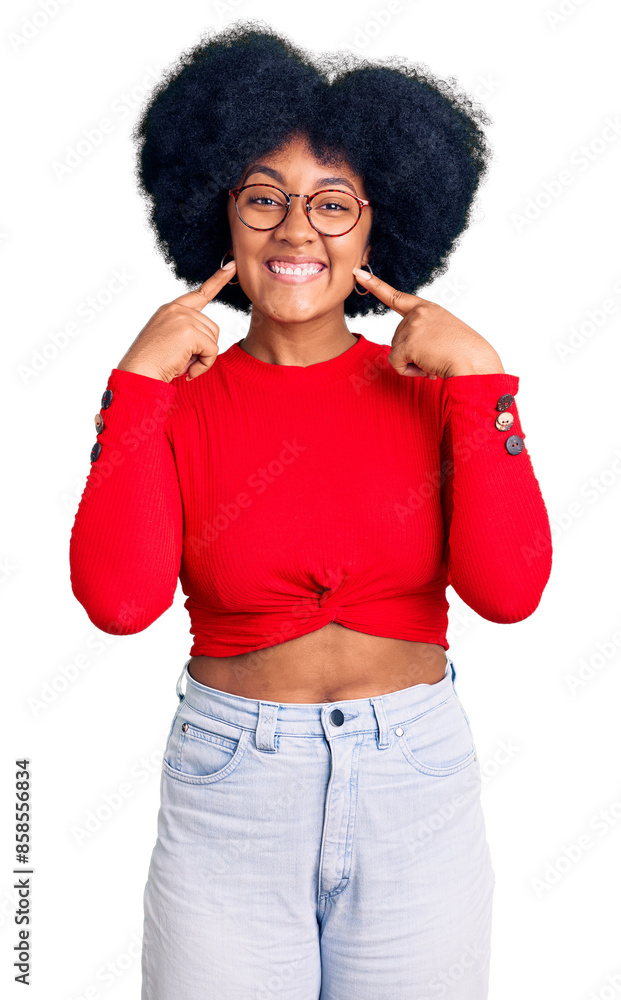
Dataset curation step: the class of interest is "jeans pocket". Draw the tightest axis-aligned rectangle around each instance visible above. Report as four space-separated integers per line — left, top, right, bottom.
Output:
162 703 250 785
396 691 477 776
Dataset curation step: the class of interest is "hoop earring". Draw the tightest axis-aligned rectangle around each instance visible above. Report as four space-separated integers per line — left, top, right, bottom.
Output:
354 262 373 295
220 249 239 284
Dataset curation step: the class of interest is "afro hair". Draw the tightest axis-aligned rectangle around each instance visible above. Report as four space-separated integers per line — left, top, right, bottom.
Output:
130 19 493 317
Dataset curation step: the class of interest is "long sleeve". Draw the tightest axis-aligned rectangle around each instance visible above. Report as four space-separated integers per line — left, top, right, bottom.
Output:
439 373 552 623
69 368 183 635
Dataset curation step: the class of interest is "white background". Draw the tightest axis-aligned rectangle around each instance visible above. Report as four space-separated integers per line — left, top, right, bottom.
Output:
2 0 621 997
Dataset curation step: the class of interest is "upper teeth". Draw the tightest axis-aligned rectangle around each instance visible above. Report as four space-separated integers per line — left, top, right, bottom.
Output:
268 263 323 275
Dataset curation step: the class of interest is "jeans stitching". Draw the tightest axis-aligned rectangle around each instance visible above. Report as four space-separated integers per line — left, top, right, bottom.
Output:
162 728 250 785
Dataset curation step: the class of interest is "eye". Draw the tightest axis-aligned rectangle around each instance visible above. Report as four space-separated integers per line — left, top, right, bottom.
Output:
310 191 358 214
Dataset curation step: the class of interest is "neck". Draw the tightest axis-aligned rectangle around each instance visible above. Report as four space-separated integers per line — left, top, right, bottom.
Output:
241 308 357 367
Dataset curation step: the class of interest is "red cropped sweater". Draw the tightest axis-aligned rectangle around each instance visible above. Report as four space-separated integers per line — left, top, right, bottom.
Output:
69 333 553 656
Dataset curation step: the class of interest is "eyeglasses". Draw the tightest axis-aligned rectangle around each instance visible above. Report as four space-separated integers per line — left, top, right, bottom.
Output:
228 184 371 237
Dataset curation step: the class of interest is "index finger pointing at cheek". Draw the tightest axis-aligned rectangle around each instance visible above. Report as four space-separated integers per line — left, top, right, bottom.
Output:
352 267 422 318
172 260 238 312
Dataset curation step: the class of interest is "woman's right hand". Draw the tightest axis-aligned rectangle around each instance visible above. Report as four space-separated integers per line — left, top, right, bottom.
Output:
116 261 238 383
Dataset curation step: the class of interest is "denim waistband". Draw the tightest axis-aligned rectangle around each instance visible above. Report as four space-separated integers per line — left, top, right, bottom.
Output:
174 652 458 744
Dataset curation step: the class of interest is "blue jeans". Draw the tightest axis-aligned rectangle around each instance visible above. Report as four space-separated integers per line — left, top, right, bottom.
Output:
142 652 495 999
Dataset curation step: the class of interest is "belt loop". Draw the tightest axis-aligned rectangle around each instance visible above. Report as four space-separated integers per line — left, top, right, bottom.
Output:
176 658 191 701
370 697 390 749
255 702 279 752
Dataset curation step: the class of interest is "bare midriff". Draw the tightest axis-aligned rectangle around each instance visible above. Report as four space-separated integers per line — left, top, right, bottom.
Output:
188 622 447 703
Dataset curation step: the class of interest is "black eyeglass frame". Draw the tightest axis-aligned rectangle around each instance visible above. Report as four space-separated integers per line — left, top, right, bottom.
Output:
228 183 371 237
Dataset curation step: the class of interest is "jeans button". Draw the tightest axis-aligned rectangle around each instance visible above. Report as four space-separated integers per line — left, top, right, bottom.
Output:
329 709 344 727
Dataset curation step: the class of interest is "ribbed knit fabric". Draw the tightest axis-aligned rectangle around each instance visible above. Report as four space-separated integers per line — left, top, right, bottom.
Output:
69 333 553 656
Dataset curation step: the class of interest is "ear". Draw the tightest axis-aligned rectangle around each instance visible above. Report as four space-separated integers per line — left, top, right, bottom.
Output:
361 245 371 268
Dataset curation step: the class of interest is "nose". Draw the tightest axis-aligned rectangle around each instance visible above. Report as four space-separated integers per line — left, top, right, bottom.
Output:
275 195 317 241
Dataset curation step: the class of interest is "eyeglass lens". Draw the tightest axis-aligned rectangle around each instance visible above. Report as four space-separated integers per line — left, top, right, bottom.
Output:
236 185 360 236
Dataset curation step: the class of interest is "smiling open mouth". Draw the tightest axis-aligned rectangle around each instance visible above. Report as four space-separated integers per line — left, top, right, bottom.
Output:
264 261 327 283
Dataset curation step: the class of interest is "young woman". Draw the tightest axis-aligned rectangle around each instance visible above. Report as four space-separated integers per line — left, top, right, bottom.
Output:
70 21 552 1000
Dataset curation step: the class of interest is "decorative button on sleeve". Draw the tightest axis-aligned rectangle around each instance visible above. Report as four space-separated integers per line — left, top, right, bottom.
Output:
495 393 514 411
495 412 513 431
94 413 104 433
90 441 102 462
505 434 524 455
101 388 113 409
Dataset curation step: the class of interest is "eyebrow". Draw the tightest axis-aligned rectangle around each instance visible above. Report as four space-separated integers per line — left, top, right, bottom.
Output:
241 164 359 196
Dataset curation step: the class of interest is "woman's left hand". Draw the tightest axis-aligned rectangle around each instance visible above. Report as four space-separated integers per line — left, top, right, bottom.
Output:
352 268 505 379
